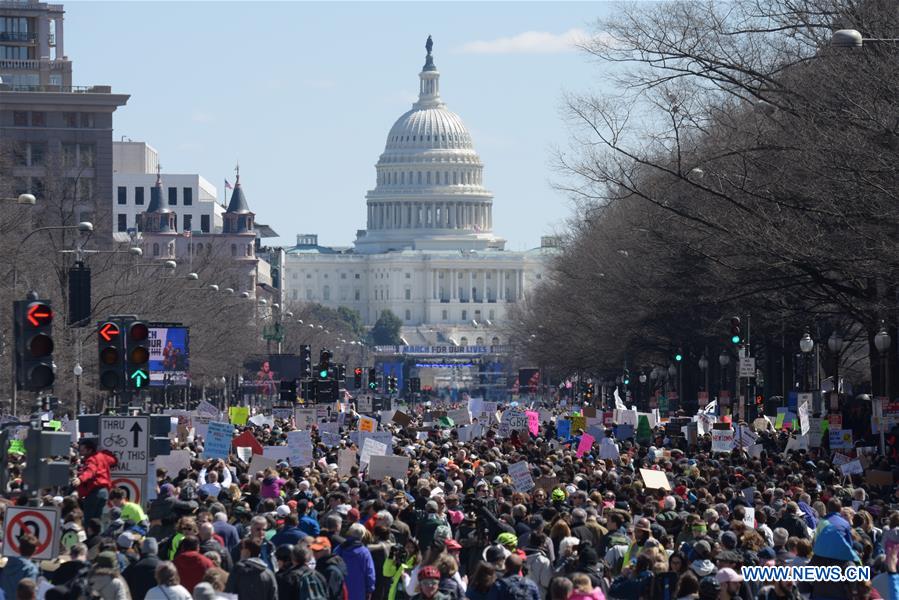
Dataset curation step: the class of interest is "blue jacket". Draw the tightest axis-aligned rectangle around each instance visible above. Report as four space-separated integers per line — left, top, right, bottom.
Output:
334 538 376 600
824 513 855 550
271 525 307 548
0 556 37 599
299 514 321 537
213 520 241 551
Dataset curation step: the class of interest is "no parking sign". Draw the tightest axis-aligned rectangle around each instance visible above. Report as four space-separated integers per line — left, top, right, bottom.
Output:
2 506 59 560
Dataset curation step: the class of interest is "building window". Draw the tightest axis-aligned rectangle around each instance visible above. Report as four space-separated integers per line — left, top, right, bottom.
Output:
405 272 411 279
442 310 448 320
405 310 411 321
135 187 144 205
117 214 127 232
489 310 495 320
63 112 77 128
461 310 467 321
354 273 360 279
355 289 360 301
460 336 468 346
30 112 45 127
117 186 127 205
80 113 95 128
292 290 298 299
404 289 411 300
306 289 313 300
168 187 177 205
13 111 27 126
231 244 236 256
341 273 346 279
246 244 252 257
80 144 95 167
492 336 500 345
183 214 192 232
306 274 311 279
183 187 193 206
153 243 159 257
29 143 45 166
323 286 330 301
200 214 210 232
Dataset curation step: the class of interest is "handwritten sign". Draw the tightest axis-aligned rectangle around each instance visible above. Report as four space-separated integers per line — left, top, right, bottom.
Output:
526 411 540 436
228 407 249 426
508 461 534 492
829 428 853 450
203 422 233 460
358 416 376 433
368 455 410 481
556 419 571 439
360 437 387 467
338 449 356 476
499 409 528 438
576 433 595 458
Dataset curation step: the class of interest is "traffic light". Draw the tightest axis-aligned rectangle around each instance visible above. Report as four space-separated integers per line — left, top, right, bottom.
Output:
674 351 683 362
409 377 421 394
280 380 297 403
318 350 331 379
98 320 124 391
584 382 594 401
68 262 91 326
337 364 346 382
368 368 378 391
388 376 397 393
300 345 312 378
730 316 742 345
353 368 363 389
15 297 55 391
126 321 150 390
22 428 70 493
622 370 630 386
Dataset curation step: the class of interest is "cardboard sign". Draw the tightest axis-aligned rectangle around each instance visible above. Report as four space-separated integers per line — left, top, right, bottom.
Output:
358 416 376 433
447 408 472 426
640 468 671 490
508 461 535 492
236 447 252 462
743 506 755 528
203 421 234 460
294 408 315 431
286 430 313 466
866 470 894 487
499 409 529 438
392 411 411 427
798 401 810 435
840 460 863 476
368 455 410 481
570 415 586 432
263 445 291 462
599 438 620 461
526 411 540 436
232 430 263 456
457 424 483 443
318 422 340 447
556 419 571 439
360 437 388 467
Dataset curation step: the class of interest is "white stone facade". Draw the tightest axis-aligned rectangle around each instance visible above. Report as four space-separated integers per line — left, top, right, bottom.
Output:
282 42 550 344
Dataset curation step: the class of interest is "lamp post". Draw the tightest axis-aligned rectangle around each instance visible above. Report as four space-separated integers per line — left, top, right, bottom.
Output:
719 351 730 415
827 330 844 415
799 328 814 394
875 321 891 455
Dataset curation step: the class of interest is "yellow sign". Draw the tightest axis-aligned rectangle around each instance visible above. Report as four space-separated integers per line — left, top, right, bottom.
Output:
359 416 375 432
229 406 249 426
570 415 586 432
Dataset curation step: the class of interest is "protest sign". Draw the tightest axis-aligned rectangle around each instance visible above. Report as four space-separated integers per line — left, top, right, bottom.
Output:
228 407 249 426
318 423 340 447
236 447 252 462
711 425 735 453
832 453 851 466
247 455 278 476
747 443 764 459
392 411 411 427
368 455 410 481
599 438 620 461
294 408 315 431
570 415 586 432
155 450 191 475
457 424 483 443
447 408 472 426
249 414 274 428
829 428 853 450
526 411 540 436
338 449 356 477
508 461 535 492
232 431 263 456
798 401 810 435
467 397 483 417
840 460 863 476
499 409 529 438
358 416 376 433
360 438 388 467
263 446 291 462
196 399 220 418
614 424 634 440
867 470 894 487
640 468 671 490
556 419 571 440
286 430 313 466
203 422 233 460
743 507 756 528
576 433 595 458
272 408 293 422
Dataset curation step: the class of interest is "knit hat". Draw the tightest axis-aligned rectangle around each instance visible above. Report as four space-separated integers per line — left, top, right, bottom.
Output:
116 532 133 549
141 537 158 556
192 582 217 600
716 567 743 583
95 551 118 570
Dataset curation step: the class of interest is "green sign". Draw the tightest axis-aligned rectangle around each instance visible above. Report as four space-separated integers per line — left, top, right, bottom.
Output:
8 440 25 455
48 420 61 431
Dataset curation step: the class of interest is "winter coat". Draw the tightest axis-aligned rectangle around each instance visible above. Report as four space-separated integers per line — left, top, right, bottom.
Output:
316 553 349 600
123 555 161 600
334 537 377 600
523 547 553 597
0 556 38 598
145 584 192 600
276 564 304 600
213 520 241 551
88 572 132 600
77 449 118 497
569 590 606 600
271 525 307 547
173 550 215 592
225 557 278 600
261 476 286 499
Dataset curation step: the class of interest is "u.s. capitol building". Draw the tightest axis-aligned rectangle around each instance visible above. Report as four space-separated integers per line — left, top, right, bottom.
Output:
282 38 553 347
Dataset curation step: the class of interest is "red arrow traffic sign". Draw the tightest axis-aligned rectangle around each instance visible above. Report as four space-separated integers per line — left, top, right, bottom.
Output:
99 322 120 342
26 304 52 327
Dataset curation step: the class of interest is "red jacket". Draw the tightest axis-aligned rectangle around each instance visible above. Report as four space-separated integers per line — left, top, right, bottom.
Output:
76 450 117 497
173 550 215 592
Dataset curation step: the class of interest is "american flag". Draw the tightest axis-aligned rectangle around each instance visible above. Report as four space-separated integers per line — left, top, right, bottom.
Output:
224 179 233 190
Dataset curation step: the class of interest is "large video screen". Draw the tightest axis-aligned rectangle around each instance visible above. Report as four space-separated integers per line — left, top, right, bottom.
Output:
148 326 190 386
243 354 301 395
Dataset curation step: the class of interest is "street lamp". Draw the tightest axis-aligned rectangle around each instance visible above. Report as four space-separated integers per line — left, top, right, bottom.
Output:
830 29 899 48
874 321 891 454
800 328 814 393
698 354 710 400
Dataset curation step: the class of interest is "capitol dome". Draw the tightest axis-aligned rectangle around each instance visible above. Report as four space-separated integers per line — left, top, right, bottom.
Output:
355 37 503 254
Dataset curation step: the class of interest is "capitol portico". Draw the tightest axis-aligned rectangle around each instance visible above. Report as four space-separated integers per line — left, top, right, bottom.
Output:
282 38 552 346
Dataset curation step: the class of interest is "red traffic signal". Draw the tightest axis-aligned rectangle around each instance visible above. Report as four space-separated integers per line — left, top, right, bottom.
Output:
99 322 120 342
26 303 52 327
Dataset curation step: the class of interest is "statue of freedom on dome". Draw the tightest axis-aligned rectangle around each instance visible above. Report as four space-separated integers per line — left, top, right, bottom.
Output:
426 35 433 55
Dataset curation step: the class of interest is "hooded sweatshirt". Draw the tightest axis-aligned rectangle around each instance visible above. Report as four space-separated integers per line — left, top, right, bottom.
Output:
77 449 118 497
261 475 286 499
523 546 553 596
334 537 376 600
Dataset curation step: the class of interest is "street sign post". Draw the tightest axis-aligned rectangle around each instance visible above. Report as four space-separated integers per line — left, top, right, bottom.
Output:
739 357 756 378
100 416 149 476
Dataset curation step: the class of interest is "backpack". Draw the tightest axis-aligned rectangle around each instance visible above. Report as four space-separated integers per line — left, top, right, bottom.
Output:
502 575 537 600
298 567 331 600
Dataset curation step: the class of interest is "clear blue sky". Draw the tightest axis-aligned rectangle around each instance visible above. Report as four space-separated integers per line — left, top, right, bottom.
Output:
67 2 616 250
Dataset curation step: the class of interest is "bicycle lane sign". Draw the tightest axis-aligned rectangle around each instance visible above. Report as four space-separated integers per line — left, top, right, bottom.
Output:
100 416 149 476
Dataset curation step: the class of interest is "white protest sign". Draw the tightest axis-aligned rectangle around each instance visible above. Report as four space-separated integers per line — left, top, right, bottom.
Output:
508 461 535 492
747 443 764 459
447 408 472 425
840 459 863 476
249 414 274 428
711 427 735 453
368 455 410 481
599 438 620 461
236 446 252 462
318 422 340 447
286 430 313 466
294 408 315 431
338 449 356 476
457 424 483 443
832 453 851 466
263 446 291 462
196 399 220 418
743 506 756 527
248 454 278 476
360 437 388 467
272 408 293 422
154 449 192 476
498 409 528 438
468 397 483 417
640 468 671 490
798 401 810 435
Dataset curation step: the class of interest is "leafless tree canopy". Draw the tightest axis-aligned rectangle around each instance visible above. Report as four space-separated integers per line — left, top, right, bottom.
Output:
510 0 899 392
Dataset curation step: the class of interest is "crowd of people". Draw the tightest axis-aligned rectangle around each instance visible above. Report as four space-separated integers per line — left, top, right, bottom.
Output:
0 397 896 600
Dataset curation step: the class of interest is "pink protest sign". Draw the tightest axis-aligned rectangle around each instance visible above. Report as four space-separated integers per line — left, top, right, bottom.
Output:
526 411 540 436
576 433 595 458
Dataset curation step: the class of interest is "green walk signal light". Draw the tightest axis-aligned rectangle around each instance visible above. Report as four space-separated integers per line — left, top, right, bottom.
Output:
730 316 742 345
126 321 150 391
674 353 683 362
318 349 331 380
368 367 378 391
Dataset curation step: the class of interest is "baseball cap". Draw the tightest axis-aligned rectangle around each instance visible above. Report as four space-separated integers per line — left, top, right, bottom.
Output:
116 532 133 549
716 567 744 583
276 505 291 517
309 537 331 552
444 539 462 550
